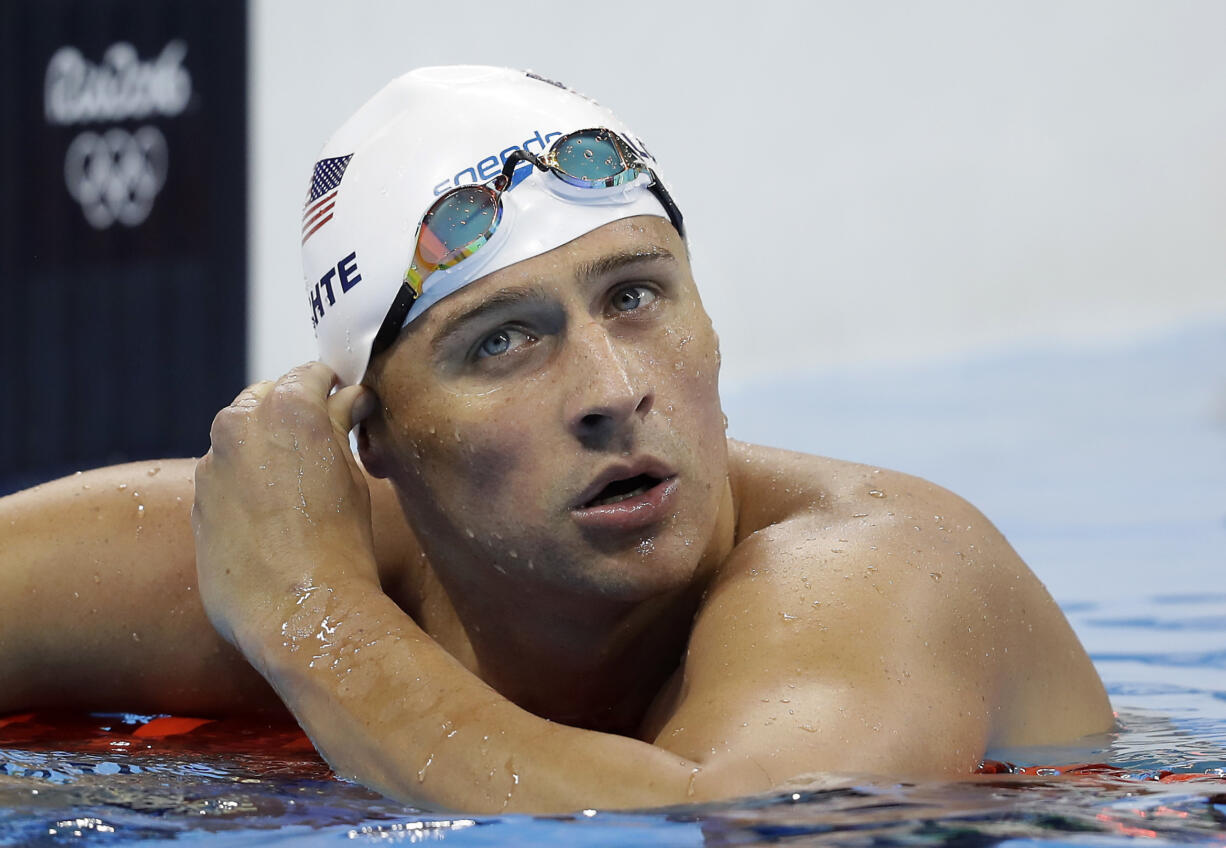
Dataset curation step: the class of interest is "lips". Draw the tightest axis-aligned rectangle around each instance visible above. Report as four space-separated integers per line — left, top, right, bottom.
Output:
571 460 678 532
582 473 660 507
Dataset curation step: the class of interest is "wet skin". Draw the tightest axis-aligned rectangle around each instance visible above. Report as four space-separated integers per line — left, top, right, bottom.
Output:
0 217 1114 812
357 217 734 729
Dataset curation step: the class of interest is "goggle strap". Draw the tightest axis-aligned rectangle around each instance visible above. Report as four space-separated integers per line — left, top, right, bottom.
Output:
647 180 685 239
500 148 544 182
371 282 419 359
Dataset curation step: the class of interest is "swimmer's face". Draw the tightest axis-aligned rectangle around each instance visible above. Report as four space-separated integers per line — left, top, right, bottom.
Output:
362 216 730 600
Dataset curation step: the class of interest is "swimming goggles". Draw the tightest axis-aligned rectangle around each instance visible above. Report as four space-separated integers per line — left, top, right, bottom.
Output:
369 127 685 358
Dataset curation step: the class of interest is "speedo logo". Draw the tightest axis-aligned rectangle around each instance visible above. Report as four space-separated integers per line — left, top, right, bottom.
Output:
432 129 562 196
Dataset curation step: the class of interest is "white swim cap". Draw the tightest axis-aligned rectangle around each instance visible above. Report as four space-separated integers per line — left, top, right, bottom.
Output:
301 65 677 386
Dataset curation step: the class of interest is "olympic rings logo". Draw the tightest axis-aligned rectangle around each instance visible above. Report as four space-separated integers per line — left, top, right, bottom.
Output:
63 126 168 230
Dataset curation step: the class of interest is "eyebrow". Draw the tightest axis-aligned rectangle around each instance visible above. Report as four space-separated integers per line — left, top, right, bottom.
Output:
575 245 677 286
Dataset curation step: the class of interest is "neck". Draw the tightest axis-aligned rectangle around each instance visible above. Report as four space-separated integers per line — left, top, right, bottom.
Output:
474 585 703 734
397 479 737 735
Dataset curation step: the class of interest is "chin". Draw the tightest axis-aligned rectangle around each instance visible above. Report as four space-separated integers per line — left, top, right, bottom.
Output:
570 540 705 604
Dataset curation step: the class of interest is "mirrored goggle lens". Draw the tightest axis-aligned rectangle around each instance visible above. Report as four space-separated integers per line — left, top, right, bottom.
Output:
418 186 499 267
552 132 631 184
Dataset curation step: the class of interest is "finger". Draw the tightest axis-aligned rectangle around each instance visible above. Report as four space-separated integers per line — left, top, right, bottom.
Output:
190 450 213 527
277 361 338 399
326 385 376 434
230 380 274 409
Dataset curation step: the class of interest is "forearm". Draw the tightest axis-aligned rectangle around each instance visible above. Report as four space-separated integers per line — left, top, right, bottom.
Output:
246 578 763 813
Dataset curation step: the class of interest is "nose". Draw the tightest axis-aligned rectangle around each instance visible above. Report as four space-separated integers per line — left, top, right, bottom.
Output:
565 321 654 449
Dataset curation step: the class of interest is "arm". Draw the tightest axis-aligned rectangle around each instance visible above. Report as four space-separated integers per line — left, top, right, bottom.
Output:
0 460 280 714
242 582 759 812
233 528 994 813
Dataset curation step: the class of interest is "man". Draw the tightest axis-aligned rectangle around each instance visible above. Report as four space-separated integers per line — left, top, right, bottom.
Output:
0 66 1113 813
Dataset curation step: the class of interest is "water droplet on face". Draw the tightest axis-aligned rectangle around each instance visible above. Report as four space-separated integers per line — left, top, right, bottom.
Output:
929 572 943 581
868 489 885 498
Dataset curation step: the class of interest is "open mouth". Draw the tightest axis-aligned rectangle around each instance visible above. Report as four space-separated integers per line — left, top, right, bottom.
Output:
582 473 664 508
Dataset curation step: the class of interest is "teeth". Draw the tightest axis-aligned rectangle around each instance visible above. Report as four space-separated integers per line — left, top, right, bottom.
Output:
589 482 653 507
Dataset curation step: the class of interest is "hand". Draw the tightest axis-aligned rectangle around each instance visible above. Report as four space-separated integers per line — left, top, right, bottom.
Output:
192 362 378 653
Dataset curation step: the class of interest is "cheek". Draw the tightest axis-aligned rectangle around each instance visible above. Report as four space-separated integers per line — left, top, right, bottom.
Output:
661 318 722 404
664 322 727 475
456 439 518 505
411 403 543 510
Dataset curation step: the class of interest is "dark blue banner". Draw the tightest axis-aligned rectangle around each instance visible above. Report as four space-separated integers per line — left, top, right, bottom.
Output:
0 0 248 491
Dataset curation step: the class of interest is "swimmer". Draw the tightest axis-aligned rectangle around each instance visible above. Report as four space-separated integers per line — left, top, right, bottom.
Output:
0 66 1113 812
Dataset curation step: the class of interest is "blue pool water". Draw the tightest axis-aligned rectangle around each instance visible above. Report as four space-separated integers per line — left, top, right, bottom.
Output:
2 321 1224 845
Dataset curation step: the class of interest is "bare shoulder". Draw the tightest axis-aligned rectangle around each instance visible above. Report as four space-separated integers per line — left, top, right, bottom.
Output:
0 459 286 713
0 458 198 539
1 459 420 595
677 441 1113 752
727 439 976 532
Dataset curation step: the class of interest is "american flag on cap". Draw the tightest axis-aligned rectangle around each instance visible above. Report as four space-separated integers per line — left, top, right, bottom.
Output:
302 154 353 244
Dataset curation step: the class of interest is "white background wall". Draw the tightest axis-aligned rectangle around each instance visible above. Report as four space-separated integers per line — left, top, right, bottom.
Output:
250 0 1226 390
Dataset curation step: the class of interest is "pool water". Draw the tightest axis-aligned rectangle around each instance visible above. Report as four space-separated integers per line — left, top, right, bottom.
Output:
2 322 1224 845
0 662 1224 846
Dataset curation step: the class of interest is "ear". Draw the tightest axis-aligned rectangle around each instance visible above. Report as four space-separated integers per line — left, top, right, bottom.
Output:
356 406 392 480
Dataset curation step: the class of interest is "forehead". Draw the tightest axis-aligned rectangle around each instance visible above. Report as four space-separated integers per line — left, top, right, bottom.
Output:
409 215 687 334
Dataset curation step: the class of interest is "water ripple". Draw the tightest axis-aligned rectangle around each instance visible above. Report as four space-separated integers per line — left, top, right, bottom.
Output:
1088 615 1226 631
1092 650 1226 670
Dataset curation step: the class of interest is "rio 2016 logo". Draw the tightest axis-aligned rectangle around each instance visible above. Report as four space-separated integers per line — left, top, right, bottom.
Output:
45 41 191 231
62 127 169 230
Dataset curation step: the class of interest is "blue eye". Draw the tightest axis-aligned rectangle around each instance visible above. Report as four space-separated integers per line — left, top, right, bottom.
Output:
611 286 656 312
475 327 532 359
479 332 508 357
